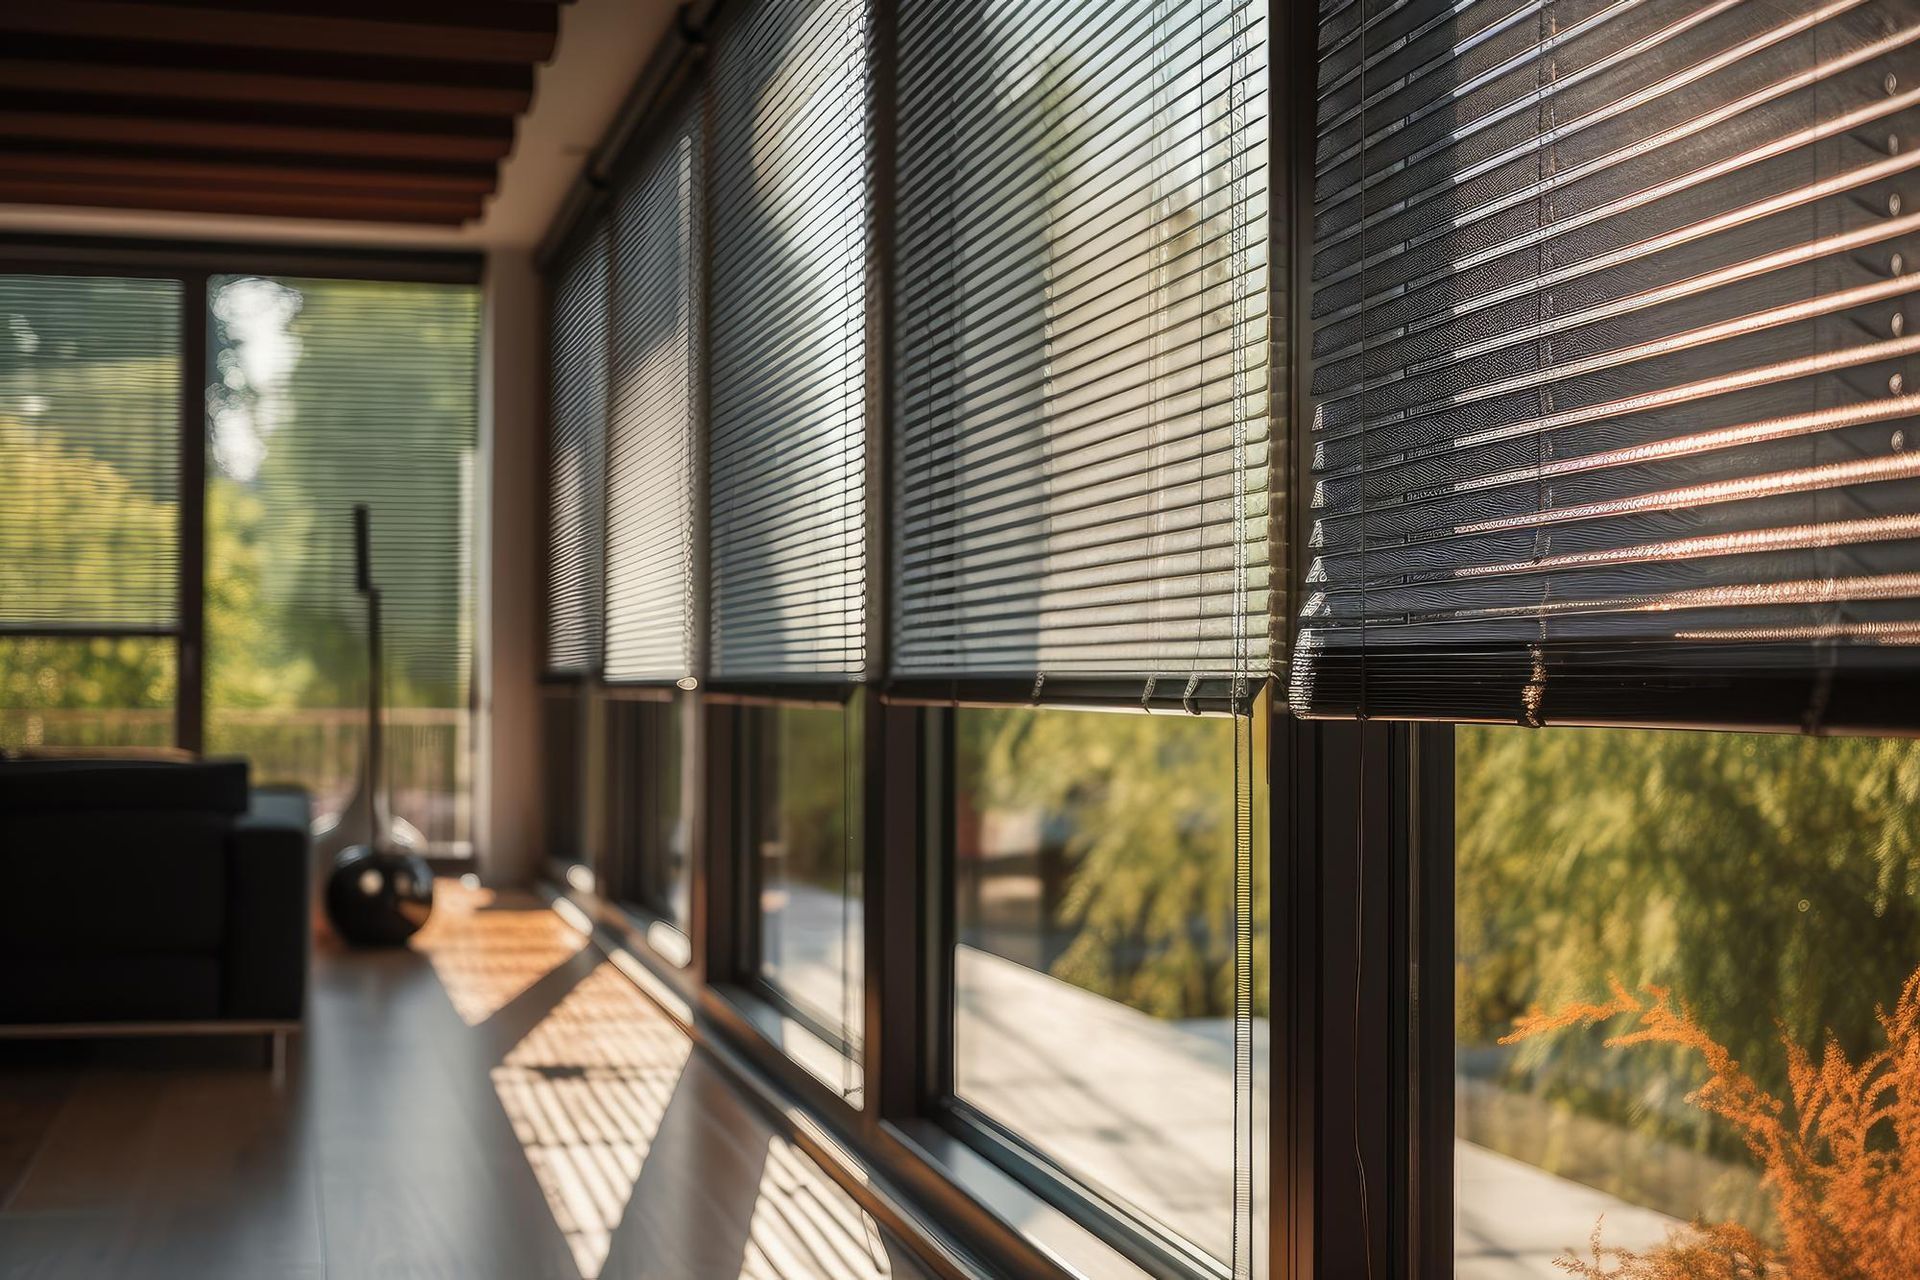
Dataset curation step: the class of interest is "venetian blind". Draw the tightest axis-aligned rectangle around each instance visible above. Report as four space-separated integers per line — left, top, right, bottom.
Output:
205 276 479 696
605 111 701 684
891 0 1273 693
706 0 870 681
545 221 612 675
1293 0 1920 729
0 274 181 631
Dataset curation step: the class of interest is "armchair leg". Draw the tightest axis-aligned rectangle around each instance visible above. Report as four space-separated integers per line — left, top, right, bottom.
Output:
268 1030 289 1085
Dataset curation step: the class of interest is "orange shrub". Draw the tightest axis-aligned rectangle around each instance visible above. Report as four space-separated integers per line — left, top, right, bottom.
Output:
1501 967 1920 1279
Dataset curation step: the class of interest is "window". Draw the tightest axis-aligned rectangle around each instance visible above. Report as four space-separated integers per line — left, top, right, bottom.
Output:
205 275 480 854
949 704 1257 1269
603 695 692 945
541 683 588 872
703 0 872 1089
0 636 176 751
743 701 862 1085
1454 725 1920 1277
889 0 1274 1263
0 273 182 750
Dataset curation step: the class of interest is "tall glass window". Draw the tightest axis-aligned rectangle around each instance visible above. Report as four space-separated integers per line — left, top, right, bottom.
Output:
952 705 1256 1265
605 696 692 944
1455 726 1920 1278
205 276 479 854
0 274 181 751
745 702 862 1075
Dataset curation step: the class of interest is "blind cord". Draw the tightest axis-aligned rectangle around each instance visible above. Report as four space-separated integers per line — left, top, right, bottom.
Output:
1353 731 1375 1280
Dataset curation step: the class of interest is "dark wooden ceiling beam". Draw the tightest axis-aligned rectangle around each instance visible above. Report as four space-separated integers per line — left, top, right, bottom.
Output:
0 179 483 225
0 35 535 97
0 0 573 225
0 55 532 117
0 108 514 163
0 148 499 197
0 2 560 64
0 91 514 139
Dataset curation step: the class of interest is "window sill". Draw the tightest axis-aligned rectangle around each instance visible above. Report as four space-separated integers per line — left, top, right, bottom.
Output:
709 980 864 1106
881 1118 1179 1280
545 871 1184 1280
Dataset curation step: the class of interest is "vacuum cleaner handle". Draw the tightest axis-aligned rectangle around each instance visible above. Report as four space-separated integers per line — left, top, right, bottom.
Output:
353 502 372 594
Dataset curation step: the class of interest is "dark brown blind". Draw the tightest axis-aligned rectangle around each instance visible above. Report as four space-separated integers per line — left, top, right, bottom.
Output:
706 0 871 682
891 0 1273 696
605 106 701 686
545 220 612 676
1293 0 1920 731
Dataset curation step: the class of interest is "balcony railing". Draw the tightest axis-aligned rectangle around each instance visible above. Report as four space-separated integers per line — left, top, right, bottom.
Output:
0 705 472 852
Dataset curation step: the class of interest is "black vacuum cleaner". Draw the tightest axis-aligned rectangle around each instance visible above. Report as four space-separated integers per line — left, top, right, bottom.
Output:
324 503 435 946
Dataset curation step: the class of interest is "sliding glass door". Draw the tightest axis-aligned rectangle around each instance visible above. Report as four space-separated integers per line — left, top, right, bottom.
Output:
0 262 480 857
204 274 480 854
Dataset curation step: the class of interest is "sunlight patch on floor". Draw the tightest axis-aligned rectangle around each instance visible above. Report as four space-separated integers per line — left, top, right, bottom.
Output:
494 963 692 1279
417 882 918 1279
411 880 589 1025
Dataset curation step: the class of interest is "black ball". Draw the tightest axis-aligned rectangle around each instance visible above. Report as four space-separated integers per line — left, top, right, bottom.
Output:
326 846 434 946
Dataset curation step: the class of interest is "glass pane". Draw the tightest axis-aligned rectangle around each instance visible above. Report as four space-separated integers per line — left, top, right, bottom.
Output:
953 705 1245 1263
0 274 181 632
606 697 691 937
542 685 587 868
750 703 861 1058
1455 726 1920 1277
203 276 479 854
0 636 175 750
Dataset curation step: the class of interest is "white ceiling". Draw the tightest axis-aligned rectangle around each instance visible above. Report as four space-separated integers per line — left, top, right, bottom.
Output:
0 0 679 253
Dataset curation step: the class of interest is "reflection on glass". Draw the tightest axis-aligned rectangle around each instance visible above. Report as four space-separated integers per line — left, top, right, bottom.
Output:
953 706 1256 1263
607 697 691 938
748 703 861 1060
204 276 479 853
0 636 176 750
1455 726 1920 1278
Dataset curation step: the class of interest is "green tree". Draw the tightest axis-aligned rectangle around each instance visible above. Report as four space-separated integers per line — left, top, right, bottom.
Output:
965 707 1260 1020
1458 725 1920 1156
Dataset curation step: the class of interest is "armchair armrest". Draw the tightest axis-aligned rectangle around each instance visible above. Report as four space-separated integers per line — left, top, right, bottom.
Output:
223 787 311 1021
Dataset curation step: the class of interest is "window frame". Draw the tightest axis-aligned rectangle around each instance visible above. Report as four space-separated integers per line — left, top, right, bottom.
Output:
533 0 1297 1272
0 240 481 864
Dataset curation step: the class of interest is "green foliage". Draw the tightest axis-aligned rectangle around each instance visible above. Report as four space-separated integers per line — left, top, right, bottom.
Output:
964 707 1259 1020
769 704 853 894
1458 725 1920 1154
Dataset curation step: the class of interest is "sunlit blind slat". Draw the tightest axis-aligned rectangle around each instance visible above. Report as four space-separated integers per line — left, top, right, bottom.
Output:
891 0 1273 688
545 221 612 675
0 274 181 630
1293 0 1920 729
707 0 870 681
605 110 701 685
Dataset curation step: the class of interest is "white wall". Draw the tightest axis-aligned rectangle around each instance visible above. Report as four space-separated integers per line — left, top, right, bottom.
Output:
477 249 545 884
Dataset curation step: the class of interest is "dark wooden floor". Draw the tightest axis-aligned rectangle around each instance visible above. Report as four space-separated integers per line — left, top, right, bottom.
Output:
0 886 931 1280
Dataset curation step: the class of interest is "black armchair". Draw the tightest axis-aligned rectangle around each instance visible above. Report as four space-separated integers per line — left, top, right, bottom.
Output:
0 758 308 1062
